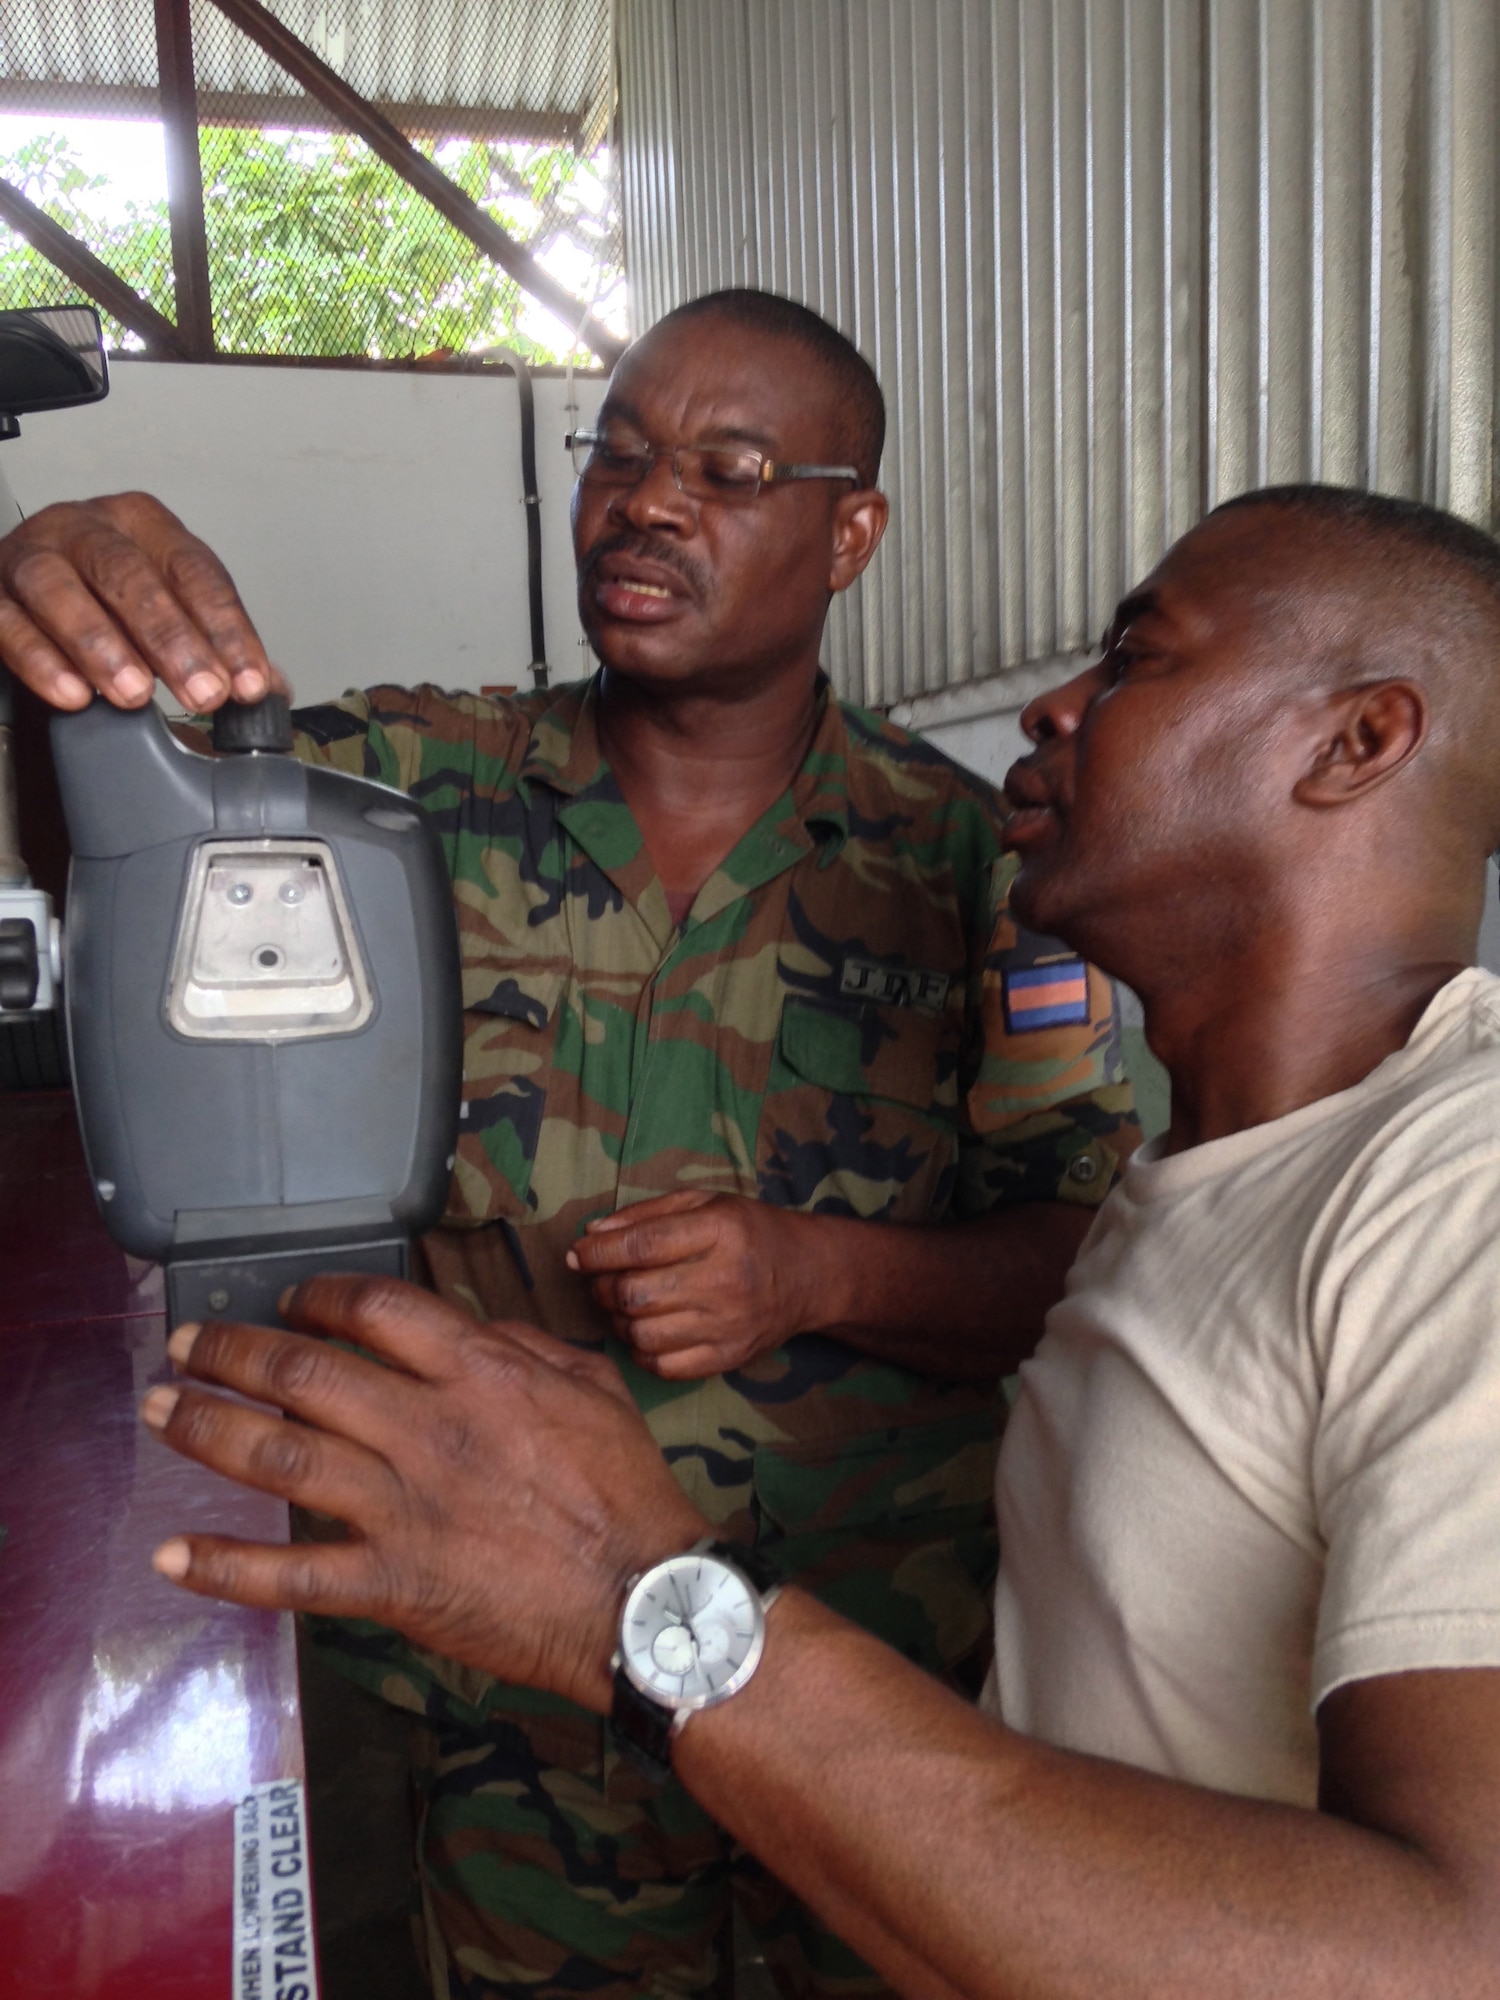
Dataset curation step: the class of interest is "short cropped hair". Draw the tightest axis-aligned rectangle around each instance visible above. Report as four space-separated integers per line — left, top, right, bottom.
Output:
1214 484 1500 607
658 288 886 487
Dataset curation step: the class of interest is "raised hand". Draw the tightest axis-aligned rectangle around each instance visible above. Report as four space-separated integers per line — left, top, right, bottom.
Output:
0 491 282 712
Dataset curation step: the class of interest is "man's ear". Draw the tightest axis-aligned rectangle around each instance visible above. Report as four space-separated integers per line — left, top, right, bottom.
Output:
1292 680 1428 807
829 489 889 593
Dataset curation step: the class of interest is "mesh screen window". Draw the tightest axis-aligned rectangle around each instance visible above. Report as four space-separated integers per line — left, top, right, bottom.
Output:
0 0 626 362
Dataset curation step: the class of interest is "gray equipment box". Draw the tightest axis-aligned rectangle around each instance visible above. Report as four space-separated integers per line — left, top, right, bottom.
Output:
54 695 462 1325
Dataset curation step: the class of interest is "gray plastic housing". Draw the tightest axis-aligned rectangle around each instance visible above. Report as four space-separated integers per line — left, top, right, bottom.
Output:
53 698 462 1304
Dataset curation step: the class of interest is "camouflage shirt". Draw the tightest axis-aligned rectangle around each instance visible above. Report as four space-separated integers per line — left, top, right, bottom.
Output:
292 674 1136 1531
290 677 1136 1994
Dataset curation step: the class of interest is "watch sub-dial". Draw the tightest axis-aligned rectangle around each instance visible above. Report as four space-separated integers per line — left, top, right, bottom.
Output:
650 1623 698 1677
691 1615 736 1668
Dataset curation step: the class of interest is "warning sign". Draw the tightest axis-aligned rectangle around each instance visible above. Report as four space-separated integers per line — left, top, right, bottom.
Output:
233 1779 320 2000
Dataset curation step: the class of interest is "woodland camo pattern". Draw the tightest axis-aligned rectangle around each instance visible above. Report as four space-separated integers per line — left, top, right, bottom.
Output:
291 677 1138 1998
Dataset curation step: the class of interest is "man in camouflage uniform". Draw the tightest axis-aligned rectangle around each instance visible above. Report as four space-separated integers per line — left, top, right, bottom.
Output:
0 289 1136 1998
284 291 1138 1999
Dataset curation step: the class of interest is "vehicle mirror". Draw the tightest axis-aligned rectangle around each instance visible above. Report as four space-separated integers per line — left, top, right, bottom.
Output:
0 305 109 428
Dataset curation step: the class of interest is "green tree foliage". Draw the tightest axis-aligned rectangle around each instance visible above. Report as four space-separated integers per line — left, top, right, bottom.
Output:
0 124 623 361
0 131 175 348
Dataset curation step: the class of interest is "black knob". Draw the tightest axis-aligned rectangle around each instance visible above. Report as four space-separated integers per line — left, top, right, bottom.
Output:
211 693 294 755
0 916 39 1011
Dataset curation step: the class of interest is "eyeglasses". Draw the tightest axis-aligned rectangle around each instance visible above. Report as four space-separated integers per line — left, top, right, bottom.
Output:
566 429 860 504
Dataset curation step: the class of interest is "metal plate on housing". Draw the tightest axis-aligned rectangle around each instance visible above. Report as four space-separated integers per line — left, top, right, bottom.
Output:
165 838 373 1040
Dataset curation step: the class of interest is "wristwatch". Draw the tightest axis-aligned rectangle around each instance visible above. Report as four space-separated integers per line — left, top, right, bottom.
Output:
610 1538 781 1781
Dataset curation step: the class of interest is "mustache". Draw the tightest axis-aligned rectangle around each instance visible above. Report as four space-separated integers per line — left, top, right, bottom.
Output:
579 531 712 600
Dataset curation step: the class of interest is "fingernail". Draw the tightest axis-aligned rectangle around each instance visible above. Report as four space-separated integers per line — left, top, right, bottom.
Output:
112 665 151 700
185 670 223 708
231 666 267 695
167 1321 201 1365
277 1285 296 1314
565 1250 580 1270
54 671 92 706
152 1538 191 1580
140 1384 181 1430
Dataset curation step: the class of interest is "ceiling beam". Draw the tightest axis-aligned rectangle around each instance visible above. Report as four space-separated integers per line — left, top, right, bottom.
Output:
0 174 187 358
154 0 215 360
205 0 626 366
0 80 583 147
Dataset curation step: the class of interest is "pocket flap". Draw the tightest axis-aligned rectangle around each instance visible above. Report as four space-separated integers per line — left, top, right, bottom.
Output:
462 966 566 1028
778 996 955 1108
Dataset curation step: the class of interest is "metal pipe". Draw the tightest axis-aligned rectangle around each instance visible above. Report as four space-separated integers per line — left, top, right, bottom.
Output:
477 348 549 689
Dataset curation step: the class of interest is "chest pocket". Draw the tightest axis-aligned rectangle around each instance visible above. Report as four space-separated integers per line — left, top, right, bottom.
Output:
755 996 961 1222
447 963 566 1226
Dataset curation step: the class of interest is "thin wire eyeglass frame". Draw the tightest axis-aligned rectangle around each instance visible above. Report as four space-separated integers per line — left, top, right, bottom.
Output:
565 428 860 503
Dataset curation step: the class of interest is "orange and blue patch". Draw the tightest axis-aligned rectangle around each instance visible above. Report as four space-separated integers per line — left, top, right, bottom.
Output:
1003 958 1091 1033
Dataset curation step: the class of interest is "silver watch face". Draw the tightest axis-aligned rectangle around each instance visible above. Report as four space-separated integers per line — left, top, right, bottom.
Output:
619 1552 766 1713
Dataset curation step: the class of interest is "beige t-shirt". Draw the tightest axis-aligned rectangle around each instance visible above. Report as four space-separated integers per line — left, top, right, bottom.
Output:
989 967 1500 1806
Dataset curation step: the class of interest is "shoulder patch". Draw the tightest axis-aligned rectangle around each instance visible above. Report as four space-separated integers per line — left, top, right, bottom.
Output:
1002 958 1090 1033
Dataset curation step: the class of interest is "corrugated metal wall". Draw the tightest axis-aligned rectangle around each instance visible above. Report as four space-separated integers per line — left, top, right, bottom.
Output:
618 0 1500 708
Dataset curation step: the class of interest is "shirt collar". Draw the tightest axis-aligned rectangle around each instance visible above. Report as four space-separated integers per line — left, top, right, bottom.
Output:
785 676 851 859
517 676 610 798
519 671 851 857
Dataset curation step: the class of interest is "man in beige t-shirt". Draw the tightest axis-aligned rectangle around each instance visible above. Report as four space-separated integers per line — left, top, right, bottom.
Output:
992 961 1500 1804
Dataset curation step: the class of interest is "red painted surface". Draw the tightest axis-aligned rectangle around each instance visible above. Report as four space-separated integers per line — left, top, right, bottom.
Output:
0 1091 305 1998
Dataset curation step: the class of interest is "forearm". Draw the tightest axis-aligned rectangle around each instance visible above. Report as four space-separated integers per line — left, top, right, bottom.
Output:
794 1201 1095 1379
142 1276 1500 1997
677 1592 1496 2000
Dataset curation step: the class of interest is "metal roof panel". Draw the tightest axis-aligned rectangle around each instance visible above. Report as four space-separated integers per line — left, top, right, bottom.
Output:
0 0 610 141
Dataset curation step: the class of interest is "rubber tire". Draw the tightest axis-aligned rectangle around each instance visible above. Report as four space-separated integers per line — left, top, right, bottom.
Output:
0 1007 70 1091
